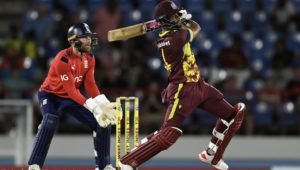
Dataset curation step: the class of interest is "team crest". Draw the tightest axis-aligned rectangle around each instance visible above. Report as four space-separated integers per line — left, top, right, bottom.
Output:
171 2 178 9
84 59 88 69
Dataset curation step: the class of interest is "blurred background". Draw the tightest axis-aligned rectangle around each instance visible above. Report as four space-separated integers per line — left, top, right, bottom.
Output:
0 0 300 169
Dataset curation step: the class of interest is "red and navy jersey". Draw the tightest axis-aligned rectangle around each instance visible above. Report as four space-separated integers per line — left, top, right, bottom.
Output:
39 47 100 105
157 28 200 84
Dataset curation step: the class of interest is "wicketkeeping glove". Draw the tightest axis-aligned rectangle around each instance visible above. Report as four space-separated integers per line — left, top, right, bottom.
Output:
84 98 110 127
94 94 119 125
102 102 117 125
95 113 111 128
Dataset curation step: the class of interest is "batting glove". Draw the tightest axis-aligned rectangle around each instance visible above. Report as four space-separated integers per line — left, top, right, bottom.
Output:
178 9 192 20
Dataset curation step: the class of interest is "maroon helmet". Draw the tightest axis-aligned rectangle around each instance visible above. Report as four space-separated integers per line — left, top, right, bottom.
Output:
154 0 180 19
154 0 181 29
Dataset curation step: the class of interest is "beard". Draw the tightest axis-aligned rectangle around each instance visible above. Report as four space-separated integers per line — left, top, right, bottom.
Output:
78 44 91 53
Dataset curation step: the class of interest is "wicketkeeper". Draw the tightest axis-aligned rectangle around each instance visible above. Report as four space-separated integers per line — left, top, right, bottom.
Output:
119 1 245 170
28 23 117 170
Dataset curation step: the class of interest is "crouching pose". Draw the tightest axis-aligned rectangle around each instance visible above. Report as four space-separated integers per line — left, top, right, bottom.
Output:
28 23 116 170
119 1 245 170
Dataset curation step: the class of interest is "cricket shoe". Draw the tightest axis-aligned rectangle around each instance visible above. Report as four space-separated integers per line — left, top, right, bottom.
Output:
104 164 116 170
28 164 41 170
95 164 116 170
198 150 228 170
119 162 137 170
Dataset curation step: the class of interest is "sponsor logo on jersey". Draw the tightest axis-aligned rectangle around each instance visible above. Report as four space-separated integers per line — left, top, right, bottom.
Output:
61 74 83 82
74 76 83 82
157 41 170 48
61 74 69 81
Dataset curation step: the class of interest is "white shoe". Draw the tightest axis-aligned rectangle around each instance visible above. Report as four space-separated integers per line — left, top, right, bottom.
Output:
198 150 229 170
119 161 134 170
28 164 41 170
103 164 116 170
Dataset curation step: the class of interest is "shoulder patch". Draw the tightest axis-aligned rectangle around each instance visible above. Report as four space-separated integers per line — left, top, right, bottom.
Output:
61 56 68 63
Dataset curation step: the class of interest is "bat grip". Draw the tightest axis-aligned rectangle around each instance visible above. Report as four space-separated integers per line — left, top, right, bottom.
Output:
144 21 161 33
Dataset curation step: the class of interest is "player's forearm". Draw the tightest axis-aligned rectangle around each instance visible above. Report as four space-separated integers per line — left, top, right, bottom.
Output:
184 20 201 37
61 81 87 105
67 89 87 105
85 82 101 98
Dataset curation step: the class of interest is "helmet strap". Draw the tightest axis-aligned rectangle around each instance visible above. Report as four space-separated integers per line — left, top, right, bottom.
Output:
71 36 98 53
91 37 98 49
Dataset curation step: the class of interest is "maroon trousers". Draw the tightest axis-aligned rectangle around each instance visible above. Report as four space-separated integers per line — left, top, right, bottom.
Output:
120 79 237 168
161 78 235 129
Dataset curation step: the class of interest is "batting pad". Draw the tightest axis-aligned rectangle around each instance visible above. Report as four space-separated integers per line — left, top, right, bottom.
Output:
94 125 111 169
28 114 58 167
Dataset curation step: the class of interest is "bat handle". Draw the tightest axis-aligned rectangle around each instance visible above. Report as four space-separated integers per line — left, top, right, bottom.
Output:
144 21 161 33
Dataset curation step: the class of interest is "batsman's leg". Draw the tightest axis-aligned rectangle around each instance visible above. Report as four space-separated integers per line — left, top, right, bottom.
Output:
28 114 59 168
199 102 245 170
211 103 245 164
120 126 182 169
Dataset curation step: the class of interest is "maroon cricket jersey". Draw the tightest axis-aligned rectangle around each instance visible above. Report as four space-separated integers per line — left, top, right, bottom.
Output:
157 28 200 84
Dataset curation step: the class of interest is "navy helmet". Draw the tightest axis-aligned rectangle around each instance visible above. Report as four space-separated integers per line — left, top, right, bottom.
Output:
67 23 98 48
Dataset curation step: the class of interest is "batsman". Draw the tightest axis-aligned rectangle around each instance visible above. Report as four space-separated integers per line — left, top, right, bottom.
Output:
28 23 117 170
119 1 245 170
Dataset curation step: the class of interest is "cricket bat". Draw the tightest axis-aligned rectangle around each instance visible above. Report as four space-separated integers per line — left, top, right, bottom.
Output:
108 20 161 42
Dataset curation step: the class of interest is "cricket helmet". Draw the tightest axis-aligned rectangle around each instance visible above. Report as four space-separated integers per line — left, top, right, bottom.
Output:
154 0 180 20
67 23 98 49
154 0 181 29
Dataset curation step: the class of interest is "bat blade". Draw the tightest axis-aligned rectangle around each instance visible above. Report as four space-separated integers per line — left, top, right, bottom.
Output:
108 20 161 42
